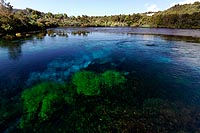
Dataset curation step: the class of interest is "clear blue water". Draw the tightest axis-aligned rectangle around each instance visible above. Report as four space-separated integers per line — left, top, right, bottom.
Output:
1 27 200 131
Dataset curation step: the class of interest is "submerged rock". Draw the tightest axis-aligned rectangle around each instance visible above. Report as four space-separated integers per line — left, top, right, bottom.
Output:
2 35 16 40
145 44 156 46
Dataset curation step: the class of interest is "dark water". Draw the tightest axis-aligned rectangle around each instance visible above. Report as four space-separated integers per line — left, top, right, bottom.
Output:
1 27 200 132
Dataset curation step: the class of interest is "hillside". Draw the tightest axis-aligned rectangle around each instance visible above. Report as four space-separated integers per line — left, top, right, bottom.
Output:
150 1 200 28
161 1 200 14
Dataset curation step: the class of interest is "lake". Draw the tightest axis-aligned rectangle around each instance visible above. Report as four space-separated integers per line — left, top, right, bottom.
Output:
1 27 200 132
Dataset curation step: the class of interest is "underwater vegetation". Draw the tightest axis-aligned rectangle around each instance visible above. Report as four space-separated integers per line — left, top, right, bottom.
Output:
101 70 127 88
19 70 127 130
72 71 101 96
72 70 126 96
19 82 74 129
142 98 165 115
4 68 200 132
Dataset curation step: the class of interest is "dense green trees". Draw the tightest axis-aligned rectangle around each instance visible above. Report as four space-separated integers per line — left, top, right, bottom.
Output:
1 1 200 35
151 12 200 28
0 2 58 34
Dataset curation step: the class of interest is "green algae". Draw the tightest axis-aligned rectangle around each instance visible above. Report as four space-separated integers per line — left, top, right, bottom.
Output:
72 71 101 96
17 69 200 132
20 70 127 129
19 82 73 129
143 98 165 115
101 70 127 88
72 70 126 96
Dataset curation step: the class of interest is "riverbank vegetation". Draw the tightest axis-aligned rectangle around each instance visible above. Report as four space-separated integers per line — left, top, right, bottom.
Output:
1 1 200 36
0 0 58 35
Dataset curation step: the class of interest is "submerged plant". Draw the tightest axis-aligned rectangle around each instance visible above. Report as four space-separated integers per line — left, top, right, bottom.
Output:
143 98 165 115
20 70 126 130
20 82 73 129
72 71 101 96
101 70 127 88
72 70 126 96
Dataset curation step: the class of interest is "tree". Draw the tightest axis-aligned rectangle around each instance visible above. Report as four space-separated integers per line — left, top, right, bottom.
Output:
0 0 12 11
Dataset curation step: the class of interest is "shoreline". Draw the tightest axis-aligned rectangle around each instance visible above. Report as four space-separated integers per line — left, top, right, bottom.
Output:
51 27 200 38
1 27 200 40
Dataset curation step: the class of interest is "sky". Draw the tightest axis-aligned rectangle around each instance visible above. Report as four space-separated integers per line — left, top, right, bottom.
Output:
8 0 200 16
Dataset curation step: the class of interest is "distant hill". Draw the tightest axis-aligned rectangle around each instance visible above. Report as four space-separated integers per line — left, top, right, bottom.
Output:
160 1 200 15
147 1 200 28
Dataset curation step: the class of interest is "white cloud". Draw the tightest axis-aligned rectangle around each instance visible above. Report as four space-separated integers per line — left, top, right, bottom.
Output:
170 0 200 7
147 4 160 12
7 0 16 2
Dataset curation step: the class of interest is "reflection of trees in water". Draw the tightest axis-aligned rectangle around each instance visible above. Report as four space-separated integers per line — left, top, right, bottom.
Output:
0 41 22 60
47 29 90 37
0 31 48 60
160 35 200 43
127 33 200 43
35 31 47 39
47 30 69 37
71 30 89 36
7 45 22 60
0 30 90 60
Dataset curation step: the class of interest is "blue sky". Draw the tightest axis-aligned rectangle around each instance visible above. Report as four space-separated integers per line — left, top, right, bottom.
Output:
8 0 200 16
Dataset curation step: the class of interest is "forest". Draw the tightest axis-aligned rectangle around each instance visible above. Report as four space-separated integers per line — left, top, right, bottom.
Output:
1 0 200 35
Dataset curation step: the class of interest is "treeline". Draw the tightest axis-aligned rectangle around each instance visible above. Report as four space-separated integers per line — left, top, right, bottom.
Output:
67 2 200 29
63 14 143 27
53 10 200 29
151 2 200 29
152 12 200 29
0 7 58 34
1 0 200 35
0 4 145 34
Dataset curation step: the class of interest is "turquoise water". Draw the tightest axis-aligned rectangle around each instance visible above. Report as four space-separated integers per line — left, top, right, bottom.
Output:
1 28 200 132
